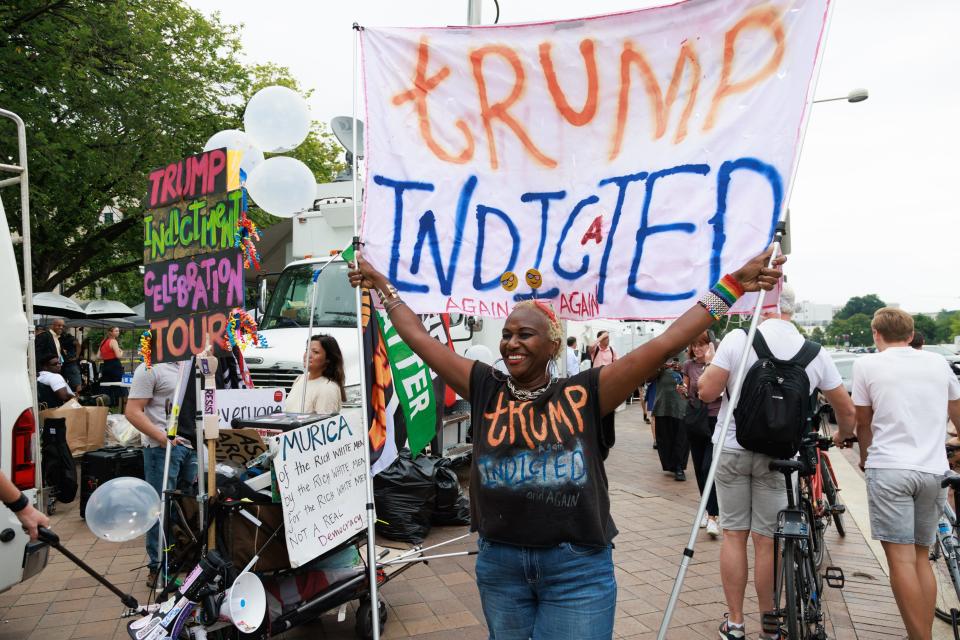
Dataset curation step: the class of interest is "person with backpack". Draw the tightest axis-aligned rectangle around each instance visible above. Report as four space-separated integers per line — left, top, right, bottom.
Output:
697 285 856 640
589 330 617 367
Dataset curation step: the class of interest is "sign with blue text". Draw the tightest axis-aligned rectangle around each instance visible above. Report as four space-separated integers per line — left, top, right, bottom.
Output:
360 0 826 319
272 412 368 567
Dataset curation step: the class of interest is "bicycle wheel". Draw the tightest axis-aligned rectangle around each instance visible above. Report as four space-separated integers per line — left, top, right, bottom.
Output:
805 494 825 570
779 539 802 639
932 538 960 623
820 459 846 537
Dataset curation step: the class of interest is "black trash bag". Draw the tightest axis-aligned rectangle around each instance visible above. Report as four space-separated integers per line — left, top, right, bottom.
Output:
432 462 470 526
41 418 77 503
373 449 436 544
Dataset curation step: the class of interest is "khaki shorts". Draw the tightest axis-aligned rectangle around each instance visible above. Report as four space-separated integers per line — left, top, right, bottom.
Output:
865 468 946 546
715 448 788 538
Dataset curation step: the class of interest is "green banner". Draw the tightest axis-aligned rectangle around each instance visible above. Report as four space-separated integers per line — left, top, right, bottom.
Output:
377 310 437 456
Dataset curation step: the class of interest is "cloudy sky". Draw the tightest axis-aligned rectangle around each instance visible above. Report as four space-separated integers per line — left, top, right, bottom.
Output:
187 0 959 313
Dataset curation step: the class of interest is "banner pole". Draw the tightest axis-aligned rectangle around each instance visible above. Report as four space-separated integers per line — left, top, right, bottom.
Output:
657 235 783 638
352 22 381 640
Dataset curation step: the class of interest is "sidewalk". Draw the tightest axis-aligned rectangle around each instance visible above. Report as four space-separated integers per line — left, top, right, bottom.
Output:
0 404 912 639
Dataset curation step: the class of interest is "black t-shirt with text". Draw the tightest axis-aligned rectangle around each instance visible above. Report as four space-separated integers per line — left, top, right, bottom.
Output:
469 362 617 548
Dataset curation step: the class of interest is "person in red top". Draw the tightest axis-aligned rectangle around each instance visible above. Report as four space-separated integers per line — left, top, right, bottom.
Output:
98 326 124 382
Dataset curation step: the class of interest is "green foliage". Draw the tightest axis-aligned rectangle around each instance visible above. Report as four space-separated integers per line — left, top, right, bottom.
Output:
826 313 872 347
0 2 343 299
809 326 825 344
835 294 886 321
912 314 938 344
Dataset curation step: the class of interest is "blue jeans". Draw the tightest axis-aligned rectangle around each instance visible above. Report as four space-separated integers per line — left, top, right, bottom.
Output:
475 538 616 640
143 445 197 571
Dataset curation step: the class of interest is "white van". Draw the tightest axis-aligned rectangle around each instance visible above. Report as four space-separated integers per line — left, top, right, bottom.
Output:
0 193 48 592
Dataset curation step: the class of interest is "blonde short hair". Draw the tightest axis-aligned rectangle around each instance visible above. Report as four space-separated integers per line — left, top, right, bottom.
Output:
512 300 563 359
871 307 914 343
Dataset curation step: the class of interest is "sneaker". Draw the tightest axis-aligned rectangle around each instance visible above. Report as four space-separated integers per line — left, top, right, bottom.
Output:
674 470 686 481
700 515 708 528
718 614 746 640
707 518 721 538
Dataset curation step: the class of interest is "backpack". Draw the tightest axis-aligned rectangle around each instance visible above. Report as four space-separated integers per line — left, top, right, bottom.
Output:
734 330 820 458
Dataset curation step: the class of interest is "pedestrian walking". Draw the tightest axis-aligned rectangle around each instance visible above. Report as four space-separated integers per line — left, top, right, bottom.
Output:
834 308 960 640
565 336 579 377
654 358 689 480
348 245 784 639
589 330 617 367
698 286 856 640
681 332 720 537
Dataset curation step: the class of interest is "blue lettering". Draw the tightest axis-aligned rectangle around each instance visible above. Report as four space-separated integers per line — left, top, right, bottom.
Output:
409 176 477 295
553 195 599 280
627 164 708 301
553 452 567 479
520 191 566 269
373 175 434 293
570 449 586 482
473 205 520 291
709 158 783 285
596 172 648 304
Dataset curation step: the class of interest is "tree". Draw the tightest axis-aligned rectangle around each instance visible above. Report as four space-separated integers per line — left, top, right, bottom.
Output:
810 327 825 344
835 294 886 321
912 314 938 344
0 2 343 300
826 313 872 347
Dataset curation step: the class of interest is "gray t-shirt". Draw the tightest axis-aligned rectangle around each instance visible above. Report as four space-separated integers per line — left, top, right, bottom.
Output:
129 362 182 447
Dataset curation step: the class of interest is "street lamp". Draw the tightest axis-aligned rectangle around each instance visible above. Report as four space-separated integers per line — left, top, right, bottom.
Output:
813 88 869 104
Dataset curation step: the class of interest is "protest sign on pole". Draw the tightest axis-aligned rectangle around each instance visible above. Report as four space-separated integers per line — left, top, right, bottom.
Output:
272 412 368 568
360 0 827 319
142 148 246 361
214 388 285 430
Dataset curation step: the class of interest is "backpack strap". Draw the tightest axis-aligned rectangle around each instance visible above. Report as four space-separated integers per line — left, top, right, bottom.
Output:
751 330 775 360
790 340 821 368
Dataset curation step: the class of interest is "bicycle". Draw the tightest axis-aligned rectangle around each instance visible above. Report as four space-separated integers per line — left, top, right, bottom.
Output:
931 445 960 638
802 427 848 569
764 435 849 640
813 406 847 539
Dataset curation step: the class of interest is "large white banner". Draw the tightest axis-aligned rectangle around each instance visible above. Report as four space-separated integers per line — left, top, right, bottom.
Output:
360 0 827 319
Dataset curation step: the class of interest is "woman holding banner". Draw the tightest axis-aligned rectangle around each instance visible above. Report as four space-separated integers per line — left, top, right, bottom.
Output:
285 334 347 415
348 248 783 639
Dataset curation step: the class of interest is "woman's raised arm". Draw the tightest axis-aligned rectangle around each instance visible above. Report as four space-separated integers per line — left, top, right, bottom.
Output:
348 253 476 400
596 247 784 416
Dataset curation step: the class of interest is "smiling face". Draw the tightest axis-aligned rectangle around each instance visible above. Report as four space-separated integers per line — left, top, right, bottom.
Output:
500 306 558 386
51 319 64 335
304 340 328 377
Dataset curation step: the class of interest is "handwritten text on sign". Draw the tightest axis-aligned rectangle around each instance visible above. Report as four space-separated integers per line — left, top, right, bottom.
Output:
273 414 368 568
143 248 245 319
143 189 243 265
360 0 827 319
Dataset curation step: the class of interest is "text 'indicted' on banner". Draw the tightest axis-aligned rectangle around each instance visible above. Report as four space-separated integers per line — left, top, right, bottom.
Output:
142 146 244 363
360 0 828 319
273 413 368 568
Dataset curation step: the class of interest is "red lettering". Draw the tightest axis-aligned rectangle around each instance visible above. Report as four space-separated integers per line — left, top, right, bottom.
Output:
580 215 604 245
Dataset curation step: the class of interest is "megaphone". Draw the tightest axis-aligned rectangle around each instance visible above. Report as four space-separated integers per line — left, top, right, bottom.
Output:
219 573 266 633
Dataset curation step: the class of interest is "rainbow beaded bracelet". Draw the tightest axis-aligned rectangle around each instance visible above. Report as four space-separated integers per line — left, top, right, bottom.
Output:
697 274 745 320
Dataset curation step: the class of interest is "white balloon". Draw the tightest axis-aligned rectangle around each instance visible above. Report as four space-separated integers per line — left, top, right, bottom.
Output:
246 156 316 218
203 129 264 180
244 86 311 153
85 477 160 542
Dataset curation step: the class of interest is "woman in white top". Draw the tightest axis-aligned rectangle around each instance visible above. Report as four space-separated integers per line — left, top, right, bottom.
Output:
285 334 346 415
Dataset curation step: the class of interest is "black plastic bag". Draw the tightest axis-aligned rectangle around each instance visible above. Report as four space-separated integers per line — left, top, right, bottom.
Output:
373 449 436 544
432 463 470 526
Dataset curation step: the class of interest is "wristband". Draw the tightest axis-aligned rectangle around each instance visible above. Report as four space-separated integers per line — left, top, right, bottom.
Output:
375 283 399 303
697 274 744 321
4 492 29 513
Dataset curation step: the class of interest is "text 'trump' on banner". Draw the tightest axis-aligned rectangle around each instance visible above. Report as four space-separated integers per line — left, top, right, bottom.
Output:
359 0 828 319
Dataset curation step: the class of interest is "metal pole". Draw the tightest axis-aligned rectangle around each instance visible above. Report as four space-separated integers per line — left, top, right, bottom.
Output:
0 109 38 461
352 23 381 640
657 237 782 638
467 0 481 25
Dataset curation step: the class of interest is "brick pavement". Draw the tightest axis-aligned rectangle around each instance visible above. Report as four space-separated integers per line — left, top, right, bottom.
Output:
0 405 914 639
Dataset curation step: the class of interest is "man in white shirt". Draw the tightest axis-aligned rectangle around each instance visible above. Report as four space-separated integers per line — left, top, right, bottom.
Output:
698 286 856 640
565 337 579 377
834 307 960 639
